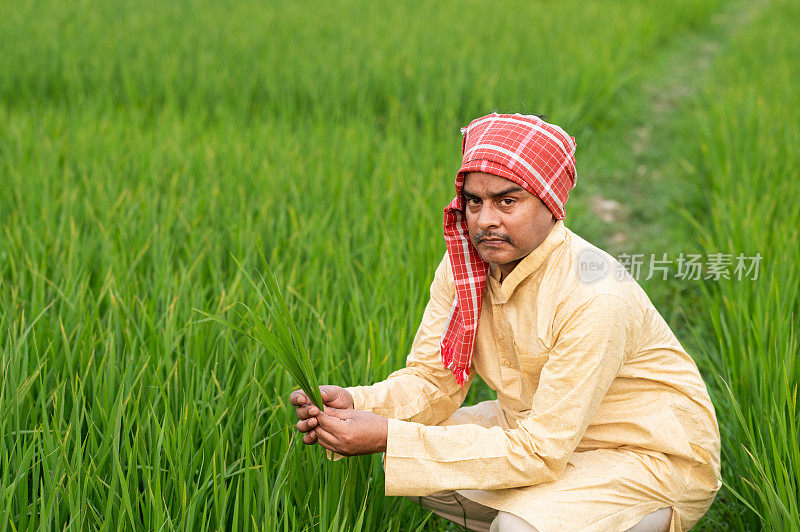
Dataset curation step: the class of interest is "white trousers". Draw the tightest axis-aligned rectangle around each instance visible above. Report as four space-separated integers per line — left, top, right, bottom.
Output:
405 490 673 532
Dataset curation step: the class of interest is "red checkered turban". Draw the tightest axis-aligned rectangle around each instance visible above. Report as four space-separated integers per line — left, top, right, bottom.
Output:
440 113 578 385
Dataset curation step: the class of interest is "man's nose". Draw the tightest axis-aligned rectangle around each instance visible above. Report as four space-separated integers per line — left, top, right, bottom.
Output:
476 203 500 231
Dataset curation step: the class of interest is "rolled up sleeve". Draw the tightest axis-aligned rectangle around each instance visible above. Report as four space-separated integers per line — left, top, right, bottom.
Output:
383 294 636 496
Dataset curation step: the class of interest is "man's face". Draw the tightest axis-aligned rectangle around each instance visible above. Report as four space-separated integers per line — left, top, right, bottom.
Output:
462 171 556 279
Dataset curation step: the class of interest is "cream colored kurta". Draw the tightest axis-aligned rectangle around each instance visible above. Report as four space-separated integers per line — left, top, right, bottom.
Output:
343 220 722 531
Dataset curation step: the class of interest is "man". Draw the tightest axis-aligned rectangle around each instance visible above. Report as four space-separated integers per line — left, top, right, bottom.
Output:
290 113 721 531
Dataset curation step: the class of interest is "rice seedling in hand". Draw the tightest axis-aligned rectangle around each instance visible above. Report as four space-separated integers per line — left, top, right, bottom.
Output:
194 248 324 411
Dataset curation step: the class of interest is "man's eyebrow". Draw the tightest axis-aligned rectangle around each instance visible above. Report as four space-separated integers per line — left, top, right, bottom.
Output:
462 186 525 199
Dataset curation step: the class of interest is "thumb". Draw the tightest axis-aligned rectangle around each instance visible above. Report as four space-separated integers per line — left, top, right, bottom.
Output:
320 386 334 401
320 385 352 408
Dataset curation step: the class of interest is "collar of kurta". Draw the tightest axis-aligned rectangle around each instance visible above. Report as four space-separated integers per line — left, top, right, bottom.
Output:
487 220 567 304
439 220 568 385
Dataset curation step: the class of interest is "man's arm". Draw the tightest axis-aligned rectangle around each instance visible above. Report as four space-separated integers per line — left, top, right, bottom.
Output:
380 294 636 496
343 253 473 425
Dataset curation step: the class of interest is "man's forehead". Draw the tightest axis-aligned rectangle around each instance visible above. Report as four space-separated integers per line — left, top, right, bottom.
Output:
462 171 527 196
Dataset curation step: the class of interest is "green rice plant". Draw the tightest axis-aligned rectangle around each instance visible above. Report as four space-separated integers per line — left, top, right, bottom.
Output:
194 246 325 411
672 0 800 528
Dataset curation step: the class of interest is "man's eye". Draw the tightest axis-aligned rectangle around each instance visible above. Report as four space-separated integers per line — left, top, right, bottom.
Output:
466 198 481 206
500 198 515 206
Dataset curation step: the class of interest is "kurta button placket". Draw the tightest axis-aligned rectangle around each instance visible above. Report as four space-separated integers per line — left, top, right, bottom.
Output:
492 297 514 376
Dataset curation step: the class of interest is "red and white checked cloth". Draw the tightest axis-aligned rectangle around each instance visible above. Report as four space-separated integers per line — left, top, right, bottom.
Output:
440 113 578 385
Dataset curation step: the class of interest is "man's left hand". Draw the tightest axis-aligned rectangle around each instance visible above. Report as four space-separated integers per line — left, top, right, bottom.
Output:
313 407 388 456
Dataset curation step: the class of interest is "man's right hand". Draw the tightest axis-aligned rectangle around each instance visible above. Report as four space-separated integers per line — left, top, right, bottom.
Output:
290 385 354 445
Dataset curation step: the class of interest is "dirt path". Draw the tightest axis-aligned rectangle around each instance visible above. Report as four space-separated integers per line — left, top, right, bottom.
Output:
577 0 770 258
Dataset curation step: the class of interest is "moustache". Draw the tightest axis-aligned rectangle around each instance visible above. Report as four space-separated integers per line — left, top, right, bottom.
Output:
473 232 513 245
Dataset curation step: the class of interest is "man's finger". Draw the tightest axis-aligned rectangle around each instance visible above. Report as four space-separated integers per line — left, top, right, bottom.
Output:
296 417 318 433
314 424 339 447
289 390 309 406
295 404 321 420
302 430 317 445
316 412 344 431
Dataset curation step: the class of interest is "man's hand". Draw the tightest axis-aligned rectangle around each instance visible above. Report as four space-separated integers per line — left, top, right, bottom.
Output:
314 407 388 457
290 385 354 446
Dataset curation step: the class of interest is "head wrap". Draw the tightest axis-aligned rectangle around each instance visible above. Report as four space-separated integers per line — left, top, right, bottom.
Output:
440 113 578 385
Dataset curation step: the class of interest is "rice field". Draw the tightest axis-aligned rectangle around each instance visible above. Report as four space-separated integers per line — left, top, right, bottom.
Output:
1 0 798 529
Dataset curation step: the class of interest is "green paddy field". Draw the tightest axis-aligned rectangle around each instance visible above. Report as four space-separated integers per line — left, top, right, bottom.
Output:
1 0 798 529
